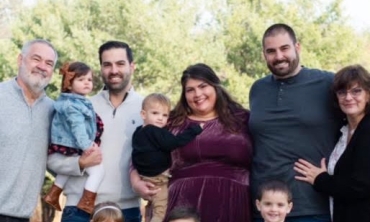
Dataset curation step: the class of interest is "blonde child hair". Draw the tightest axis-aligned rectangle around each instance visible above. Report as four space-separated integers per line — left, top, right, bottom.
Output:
142 92 171 111
90 202 124 222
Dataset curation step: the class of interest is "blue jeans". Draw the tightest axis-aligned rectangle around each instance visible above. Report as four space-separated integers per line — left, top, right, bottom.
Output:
254 215 331 222
0 215 29 222
61 206 142 222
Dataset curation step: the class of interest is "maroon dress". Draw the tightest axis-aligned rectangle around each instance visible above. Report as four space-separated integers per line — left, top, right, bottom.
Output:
165 110 253 222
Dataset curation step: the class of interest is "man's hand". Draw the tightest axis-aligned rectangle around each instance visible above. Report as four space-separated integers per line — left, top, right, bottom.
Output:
79 143 102 169
130 170 161 201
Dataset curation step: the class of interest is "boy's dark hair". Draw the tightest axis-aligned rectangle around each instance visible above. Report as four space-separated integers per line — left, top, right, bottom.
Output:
257 180 293 202
98 40 133 64
168 207 200 222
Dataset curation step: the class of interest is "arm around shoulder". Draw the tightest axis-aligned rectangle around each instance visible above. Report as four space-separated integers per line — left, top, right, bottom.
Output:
162 124 202 150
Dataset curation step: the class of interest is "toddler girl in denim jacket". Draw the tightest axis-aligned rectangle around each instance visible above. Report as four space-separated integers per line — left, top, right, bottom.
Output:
44 61 104 214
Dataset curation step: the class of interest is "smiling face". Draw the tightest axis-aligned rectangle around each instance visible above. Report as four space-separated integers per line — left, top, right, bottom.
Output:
100 48 134 94
70 71 93 96
256 191 293 222
184 78 217 118
336 83 370 121
17 42 56 94
263 32 301 79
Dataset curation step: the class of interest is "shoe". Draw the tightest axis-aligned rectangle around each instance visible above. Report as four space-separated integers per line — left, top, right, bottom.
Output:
76 189 97 214
43 184 62 211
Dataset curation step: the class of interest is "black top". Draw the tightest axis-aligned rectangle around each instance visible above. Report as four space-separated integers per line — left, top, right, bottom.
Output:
132 124 202 177
314 114 370 222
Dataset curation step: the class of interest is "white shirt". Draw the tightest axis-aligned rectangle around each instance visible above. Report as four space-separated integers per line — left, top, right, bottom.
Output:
327 124 353 219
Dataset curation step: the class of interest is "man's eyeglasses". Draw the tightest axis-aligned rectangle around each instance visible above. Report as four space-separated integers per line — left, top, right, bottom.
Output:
336 87 363 99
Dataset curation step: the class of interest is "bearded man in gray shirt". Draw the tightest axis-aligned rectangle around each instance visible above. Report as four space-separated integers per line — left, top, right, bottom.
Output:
0 39 58 221
249 23 342 222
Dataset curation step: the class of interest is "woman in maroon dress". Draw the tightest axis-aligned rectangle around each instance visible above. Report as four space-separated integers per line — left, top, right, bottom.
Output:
165 63 253 222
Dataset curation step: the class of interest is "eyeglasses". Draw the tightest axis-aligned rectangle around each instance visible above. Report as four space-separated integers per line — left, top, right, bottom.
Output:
336 87 363 99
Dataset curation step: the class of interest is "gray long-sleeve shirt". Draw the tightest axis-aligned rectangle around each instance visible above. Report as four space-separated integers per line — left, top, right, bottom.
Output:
0 78 54 218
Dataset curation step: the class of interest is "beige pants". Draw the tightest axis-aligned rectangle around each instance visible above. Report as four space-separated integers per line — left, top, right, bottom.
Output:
141 172 170 222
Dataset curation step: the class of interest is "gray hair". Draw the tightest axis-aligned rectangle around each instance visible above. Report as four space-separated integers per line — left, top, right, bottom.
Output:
21 39 58 67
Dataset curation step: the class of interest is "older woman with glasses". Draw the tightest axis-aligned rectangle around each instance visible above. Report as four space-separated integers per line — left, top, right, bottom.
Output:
293 64 370 222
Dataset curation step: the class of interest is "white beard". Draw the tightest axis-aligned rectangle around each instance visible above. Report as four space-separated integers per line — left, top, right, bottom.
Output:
19 63 51 94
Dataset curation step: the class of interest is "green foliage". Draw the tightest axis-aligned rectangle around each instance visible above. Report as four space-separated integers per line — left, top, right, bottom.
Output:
0 39 18 80
2 2 369 219
0 0 369 104
222 0 368 77
221 0 273 77
219 64 255 107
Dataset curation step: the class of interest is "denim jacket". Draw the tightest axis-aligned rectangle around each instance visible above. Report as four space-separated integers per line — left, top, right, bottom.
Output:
51 93 96 150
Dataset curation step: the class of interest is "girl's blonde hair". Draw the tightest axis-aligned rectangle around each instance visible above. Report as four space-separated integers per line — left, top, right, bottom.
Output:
90 202 124 222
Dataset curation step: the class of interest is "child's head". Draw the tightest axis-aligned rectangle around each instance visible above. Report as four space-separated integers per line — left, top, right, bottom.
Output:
168 207 200 222
141 93 171 128
60 61 93 95
256 180 293 222
90 201 123 222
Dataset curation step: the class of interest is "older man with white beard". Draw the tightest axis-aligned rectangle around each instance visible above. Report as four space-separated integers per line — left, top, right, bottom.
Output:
0 39 58 222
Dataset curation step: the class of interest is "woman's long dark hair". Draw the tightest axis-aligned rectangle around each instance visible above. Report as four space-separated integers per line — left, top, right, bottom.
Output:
169 63 247 133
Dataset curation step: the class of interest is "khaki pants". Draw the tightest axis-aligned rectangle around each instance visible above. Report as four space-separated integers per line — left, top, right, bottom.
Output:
141 172 170 222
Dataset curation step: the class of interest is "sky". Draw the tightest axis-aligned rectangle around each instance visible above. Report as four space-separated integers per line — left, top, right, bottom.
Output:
341 0 370 31
22 0 370 31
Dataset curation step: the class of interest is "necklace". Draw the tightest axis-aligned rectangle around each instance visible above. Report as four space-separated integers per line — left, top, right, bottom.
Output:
188 114 218 121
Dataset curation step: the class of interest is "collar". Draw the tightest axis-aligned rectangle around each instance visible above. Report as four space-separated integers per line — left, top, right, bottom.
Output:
271 66 307 85
12 77 46 103
101 87 133 103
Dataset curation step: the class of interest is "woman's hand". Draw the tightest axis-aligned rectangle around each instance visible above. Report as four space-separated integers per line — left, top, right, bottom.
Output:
294 158 327 185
